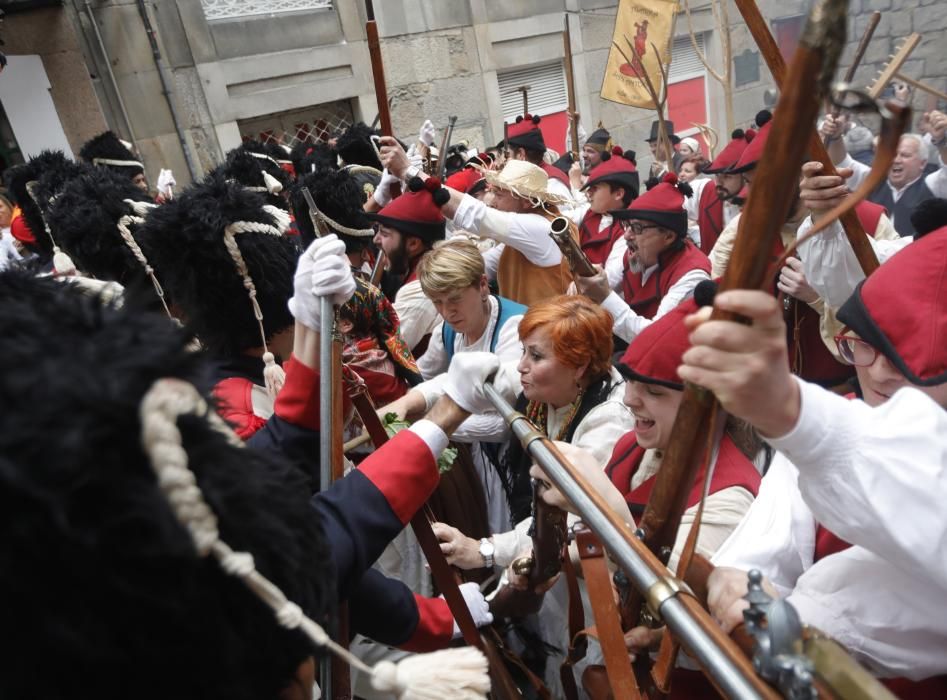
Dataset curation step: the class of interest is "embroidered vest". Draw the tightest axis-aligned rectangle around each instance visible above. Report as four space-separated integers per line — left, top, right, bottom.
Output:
579 211 624 266
621 241 711 320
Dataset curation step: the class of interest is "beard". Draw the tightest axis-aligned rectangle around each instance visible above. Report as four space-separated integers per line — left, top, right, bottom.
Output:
385 236 411 276
626 243 644 274
715 185 736 202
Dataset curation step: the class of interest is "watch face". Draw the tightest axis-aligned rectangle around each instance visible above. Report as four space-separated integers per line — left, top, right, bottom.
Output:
480 540 495 557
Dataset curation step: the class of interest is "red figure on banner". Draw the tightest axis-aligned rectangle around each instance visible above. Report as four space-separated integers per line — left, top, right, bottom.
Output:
620 20 649 78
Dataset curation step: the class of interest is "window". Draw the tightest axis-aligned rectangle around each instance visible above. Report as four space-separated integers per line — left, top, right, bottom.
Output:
497 62 569 155
237 100 354 149
200 0 332 22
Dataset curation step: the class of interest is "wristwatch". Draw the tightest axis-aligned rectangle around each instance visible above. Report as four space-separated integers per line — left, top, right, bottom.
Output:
478 538 496 568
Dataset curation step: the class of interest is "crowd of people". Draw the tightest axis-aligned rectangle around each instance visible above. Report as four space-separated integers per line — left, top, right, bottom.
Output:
1 90 946 700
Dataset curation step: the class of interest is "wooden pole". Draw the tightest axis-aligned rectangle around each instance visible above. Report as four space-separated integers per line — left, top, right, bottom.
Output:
563 13 581 156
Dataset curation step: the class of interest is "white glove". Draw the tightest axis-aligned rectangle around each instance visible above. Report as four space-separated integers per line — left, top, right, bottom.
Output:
373 168 399 207
443 351 501 414
450 581 494 639
288 234 356 331
157 168 176 199
419 119 437 147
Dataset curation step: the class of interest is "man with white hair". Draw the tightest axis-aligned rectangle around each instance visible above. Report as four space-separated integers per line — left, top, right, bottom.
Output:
821 111 947 236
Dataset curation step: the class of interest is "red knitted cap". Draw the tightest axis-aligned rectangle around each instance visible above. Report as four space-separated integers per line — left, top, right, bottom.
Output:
618 300 698 389
583 147 638 191
703 129 756 174
731 120 771 173
365 177 447 243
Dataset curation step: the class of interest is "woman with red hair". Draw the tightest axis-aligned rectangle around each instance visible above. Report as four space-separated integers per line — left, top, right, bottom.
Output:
431 294 632 576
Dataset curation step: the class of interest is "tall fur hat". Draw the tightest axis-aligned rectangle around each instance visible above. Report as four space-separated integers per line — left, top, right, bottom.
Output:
334 122 382 169
0 269 331 700
290 141 337 176
79 130 145 179
292 167 374 250
4 150 88 258
138 175 298 359
222 142 292 209
45 167 157 285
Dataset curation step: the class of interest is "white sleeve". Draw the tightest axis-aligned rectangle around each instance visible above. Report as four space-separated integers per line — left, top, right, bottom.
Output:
601 291 652 343
452 195 562 267
492 516 533 567
417 320 448 380
924 159 947 198
711 454 815 597
796 217 913 309
408 419 450 459
482 243 503 282
652 268 708 319
547 178 576 213
570 201 591 226
709 217 740 279
393 281 440 352
604 237 627 290
683 178 707 221
837 154 870 191
494 314 524 364
767 379 947 593
450 412 511 443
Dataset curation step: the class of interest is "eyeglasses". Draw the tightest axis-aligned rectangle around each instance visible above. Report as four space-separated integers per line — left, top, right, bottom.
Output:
621 221 663 236
834 334 881 367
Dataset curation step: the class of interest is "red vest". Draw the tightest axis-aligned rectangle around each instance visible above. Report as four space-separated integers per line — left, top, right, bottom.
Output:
621 241 711 320
605 431 761 518
773 237 854 387
579 211 623 266
696 182 724 256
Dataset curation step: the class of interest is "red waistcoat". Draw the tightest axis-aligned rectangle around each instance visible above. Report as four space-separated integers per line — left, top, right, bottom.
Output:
696 182 724 256
579 211 623 266
605 431 761 518
621 241 711 320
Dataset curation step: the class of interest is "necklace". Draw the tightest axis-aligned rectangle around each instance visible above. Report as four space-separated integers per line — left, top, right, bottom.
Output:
526 388 585 441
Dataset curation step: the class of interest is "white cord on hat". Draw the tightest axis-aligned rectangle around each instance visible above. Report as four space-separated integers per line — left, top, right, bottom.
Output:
222 219 287 398
139 378 491 700
248 152 284 194
92 157 146 170
25 180 76 276
116 201 173 320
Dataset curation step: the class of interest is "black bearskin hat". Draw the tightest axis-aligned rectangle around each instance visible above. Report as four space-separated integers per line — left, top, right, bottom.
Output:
138 175 298 358
4 150 88 258
45 167 156 285
292 168 374 250
79 130 145 179
334 122 382 169
0 270 331 700
290 141 337 176
222 142 292 210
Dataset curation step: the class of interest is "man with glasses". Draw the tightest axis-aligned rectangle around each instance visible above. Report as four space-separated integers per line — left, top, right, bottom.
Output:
688 227 947 691
575 173 711 343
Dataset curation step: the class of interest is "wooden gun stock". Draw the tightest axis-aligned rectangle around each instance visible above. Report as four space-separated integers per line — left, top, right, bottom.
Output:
489 483 567 618
549 216 595 277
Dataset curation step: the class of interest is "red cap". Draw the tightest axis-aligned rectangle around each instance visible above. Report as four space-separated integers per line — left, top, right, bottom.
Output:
10 214 36 245
837 228 947 385
618 300 698 389
703 129 756 174
445 167 481 193
731 120 771 173
506 114 546 152
365 177 448 243
610 172 690 236
583 147 639 194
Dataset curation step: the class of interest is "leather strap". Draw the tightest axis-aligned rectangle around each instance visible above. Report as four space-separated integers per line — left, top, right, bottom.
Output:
576 527 641 699
559 553 585 700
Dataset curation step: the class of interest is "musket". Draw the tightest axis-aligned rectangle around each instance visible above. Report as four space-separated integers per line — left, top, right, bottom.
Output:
563 13 581 157
548 216 595 278
621 0 849 684
733 0 879 277
369 250 386 288
364 0 401 200
482 382 779 699
436 116 458 181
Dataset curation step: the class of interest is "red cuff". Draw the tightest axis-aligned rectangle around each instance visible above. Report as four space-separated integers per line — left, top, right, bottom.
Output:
357 430 439 525
273 355 353 431
399 594 454 652
213 377 269 440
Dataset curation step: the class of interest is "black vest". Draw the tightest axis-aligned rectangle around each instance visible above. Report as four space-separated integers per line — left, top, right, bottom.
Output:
870 177 934 237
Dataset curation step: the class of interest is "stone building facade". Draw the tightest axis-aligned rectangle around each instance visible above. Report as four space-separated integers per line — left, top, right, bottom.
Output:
1 0 944 184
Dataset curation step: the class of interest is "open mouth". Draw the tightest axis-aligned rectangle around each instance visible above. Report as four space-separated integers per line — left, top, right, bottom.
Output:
634 416 655 432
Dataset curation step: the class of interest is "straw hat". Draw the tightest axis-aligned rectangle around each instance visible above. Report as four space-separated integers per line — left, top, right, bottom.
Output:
473 159 569 207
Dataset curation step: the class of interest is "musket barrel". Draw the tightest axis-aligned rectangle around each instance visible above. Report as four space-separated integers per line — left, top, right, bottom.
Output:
319 296 334 492
481 382 774 700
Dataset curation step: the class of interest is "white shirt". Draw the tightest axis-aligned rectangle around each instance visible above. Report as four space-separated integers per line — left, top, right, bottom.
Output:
735 378 947 679
547 176 577 216
600 264 710 343
393 278 440 353
840 153 947 230
452 194 563 268
795 216 911 309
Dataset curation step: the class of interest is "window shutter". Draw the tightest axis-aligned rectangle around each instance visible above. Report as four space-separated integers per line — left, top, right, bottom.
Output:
497 62 568 121
669 33 707 83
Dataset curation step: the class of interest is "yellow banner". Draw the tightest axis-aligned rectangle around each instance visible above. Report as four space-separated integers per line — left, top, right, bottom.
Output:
600 0 679 109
